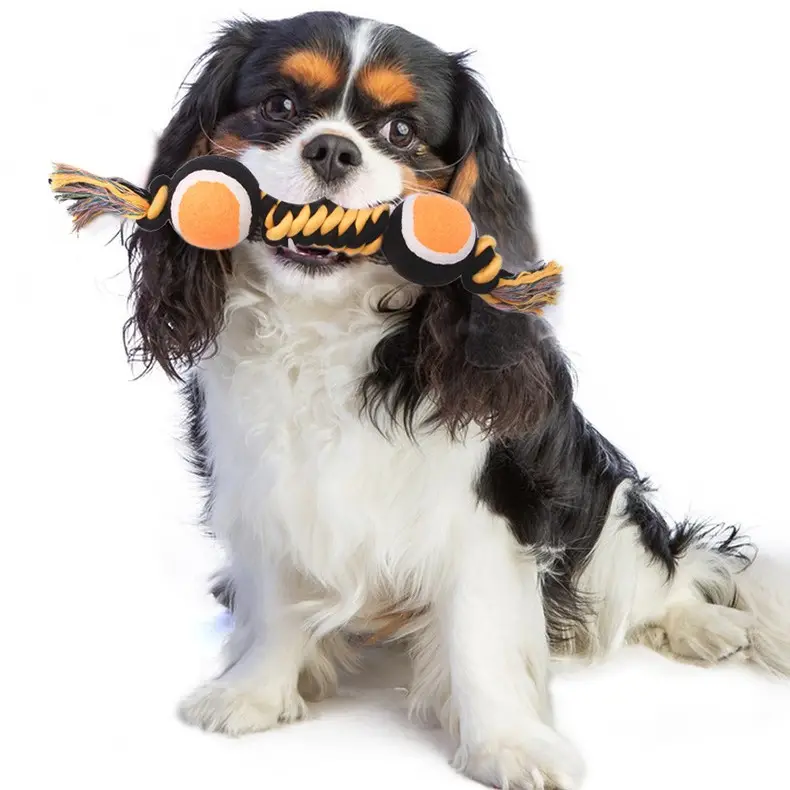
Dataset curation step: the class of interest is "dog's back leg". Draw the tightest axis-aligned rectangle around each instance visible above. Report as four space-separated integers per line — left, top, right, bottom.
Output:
575 481 790 675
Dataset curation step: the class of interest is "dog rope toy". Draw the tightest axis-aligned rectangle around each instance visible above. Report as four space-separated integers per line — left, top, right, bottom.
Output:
50 154 562 314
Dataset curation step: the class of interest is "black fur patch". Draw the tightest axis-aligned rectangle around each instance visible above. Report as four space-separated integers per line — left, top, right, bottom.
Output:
475 404 631 646
669 520 755 605
182 375 214 529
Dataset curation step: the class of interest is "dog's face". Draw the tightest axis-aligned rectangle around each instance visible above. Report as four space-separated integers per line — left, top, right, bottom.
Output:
211 15 458 278
127 12 538 380
223 19 455 201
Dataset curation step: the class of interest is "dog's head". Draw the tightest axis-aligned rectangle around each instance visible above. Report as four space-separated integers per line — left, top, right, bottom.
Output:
127 12 555 435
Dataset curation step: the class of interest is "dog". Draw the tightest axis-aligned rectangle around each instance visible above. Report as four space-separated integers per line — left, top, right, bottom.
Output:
122 11 790 789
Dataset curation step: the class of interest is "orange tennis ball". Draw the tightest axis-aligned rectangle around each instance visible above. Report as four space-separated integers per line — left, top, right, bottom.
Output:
382 192 479 287
402 193 476 264
170 170 254 250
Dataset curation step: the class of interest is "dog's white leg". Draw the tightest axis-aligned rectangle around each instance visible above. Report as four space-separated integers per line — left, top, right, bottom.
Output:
437 515 584 790
579 482 768 670
179 518 310 736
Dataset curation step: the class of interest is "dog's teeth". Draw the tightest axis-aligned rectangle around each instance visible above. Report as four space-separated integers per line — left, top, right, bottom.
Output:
287 238 298 252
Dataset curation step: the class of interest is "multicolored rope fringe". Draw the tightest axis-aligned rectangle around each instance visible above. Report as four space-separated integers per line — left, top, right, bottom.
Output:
49 164 154 230
482 260 563 315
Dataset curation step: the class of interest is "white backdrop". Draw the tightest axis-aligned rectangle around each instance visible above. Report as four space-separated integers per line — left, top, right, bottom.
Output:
3 1 789 788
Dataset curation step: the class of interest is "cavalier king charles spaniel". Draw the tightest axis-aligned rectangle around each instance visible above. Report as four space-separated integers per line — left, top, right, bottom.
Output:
122 11 790 789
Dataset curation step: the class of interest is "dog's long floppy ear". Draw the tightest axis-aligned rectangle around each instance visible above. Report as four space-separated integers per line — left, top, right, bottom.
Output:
448 55 537 266
446 55 541 371
124 21 261 379
401 56 558 438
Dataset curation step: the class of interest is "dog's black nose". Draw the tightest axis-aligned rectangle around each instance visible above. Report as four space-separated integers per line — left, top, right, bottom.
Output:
302 134 362 183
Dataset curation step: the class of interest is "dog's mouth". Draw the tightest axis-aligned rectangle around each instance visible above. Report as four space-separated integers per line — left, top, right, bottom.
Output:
274 238 352 270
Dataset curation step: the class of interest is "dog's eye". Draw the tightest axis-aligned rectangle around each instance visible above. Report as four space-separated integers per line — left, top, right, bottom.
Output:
262 93 298 122
380 119 415 149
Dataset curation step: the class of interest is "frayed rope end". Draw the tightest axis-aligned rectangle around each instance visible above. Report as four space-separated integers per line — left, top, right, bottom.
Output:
49 164 152 231
482 260 564 315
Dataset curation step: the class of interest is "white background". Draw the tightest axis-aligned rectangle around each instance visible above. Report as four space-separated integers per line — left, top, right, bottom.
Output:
2 1 789 788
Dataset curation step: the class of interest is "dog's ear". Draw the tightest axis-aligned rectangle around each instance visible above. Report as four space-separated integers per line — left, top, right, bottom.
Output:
125 21 261 379
448 54 537 268
404 284 563 440
445 55 542 371
148 21 261 174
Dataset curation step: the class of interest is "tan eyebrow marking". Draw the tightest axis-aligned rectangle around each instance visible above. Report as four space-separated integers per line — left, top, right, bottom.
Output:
358 65 418 106
450 154 479 205
280 50 341 92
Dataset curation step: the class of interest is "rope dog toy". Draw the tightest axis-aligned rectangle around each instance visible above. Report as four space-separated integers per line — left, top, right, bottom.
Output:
50 154 562 315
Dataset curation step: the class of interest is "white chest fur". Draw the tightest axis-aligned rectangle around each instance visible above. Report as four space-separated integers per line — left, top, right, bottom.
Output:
197 253 490 620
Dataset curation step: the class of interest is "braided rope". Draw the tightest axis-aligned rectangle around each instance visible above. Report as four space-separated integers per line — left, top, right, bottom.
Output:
260 193 390 257
146 185 169 220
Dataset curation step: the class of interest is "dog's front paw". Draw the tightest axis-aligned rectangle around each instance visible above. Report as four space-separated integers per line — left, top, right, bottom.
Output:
178 681 307 736
453 727 584 790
